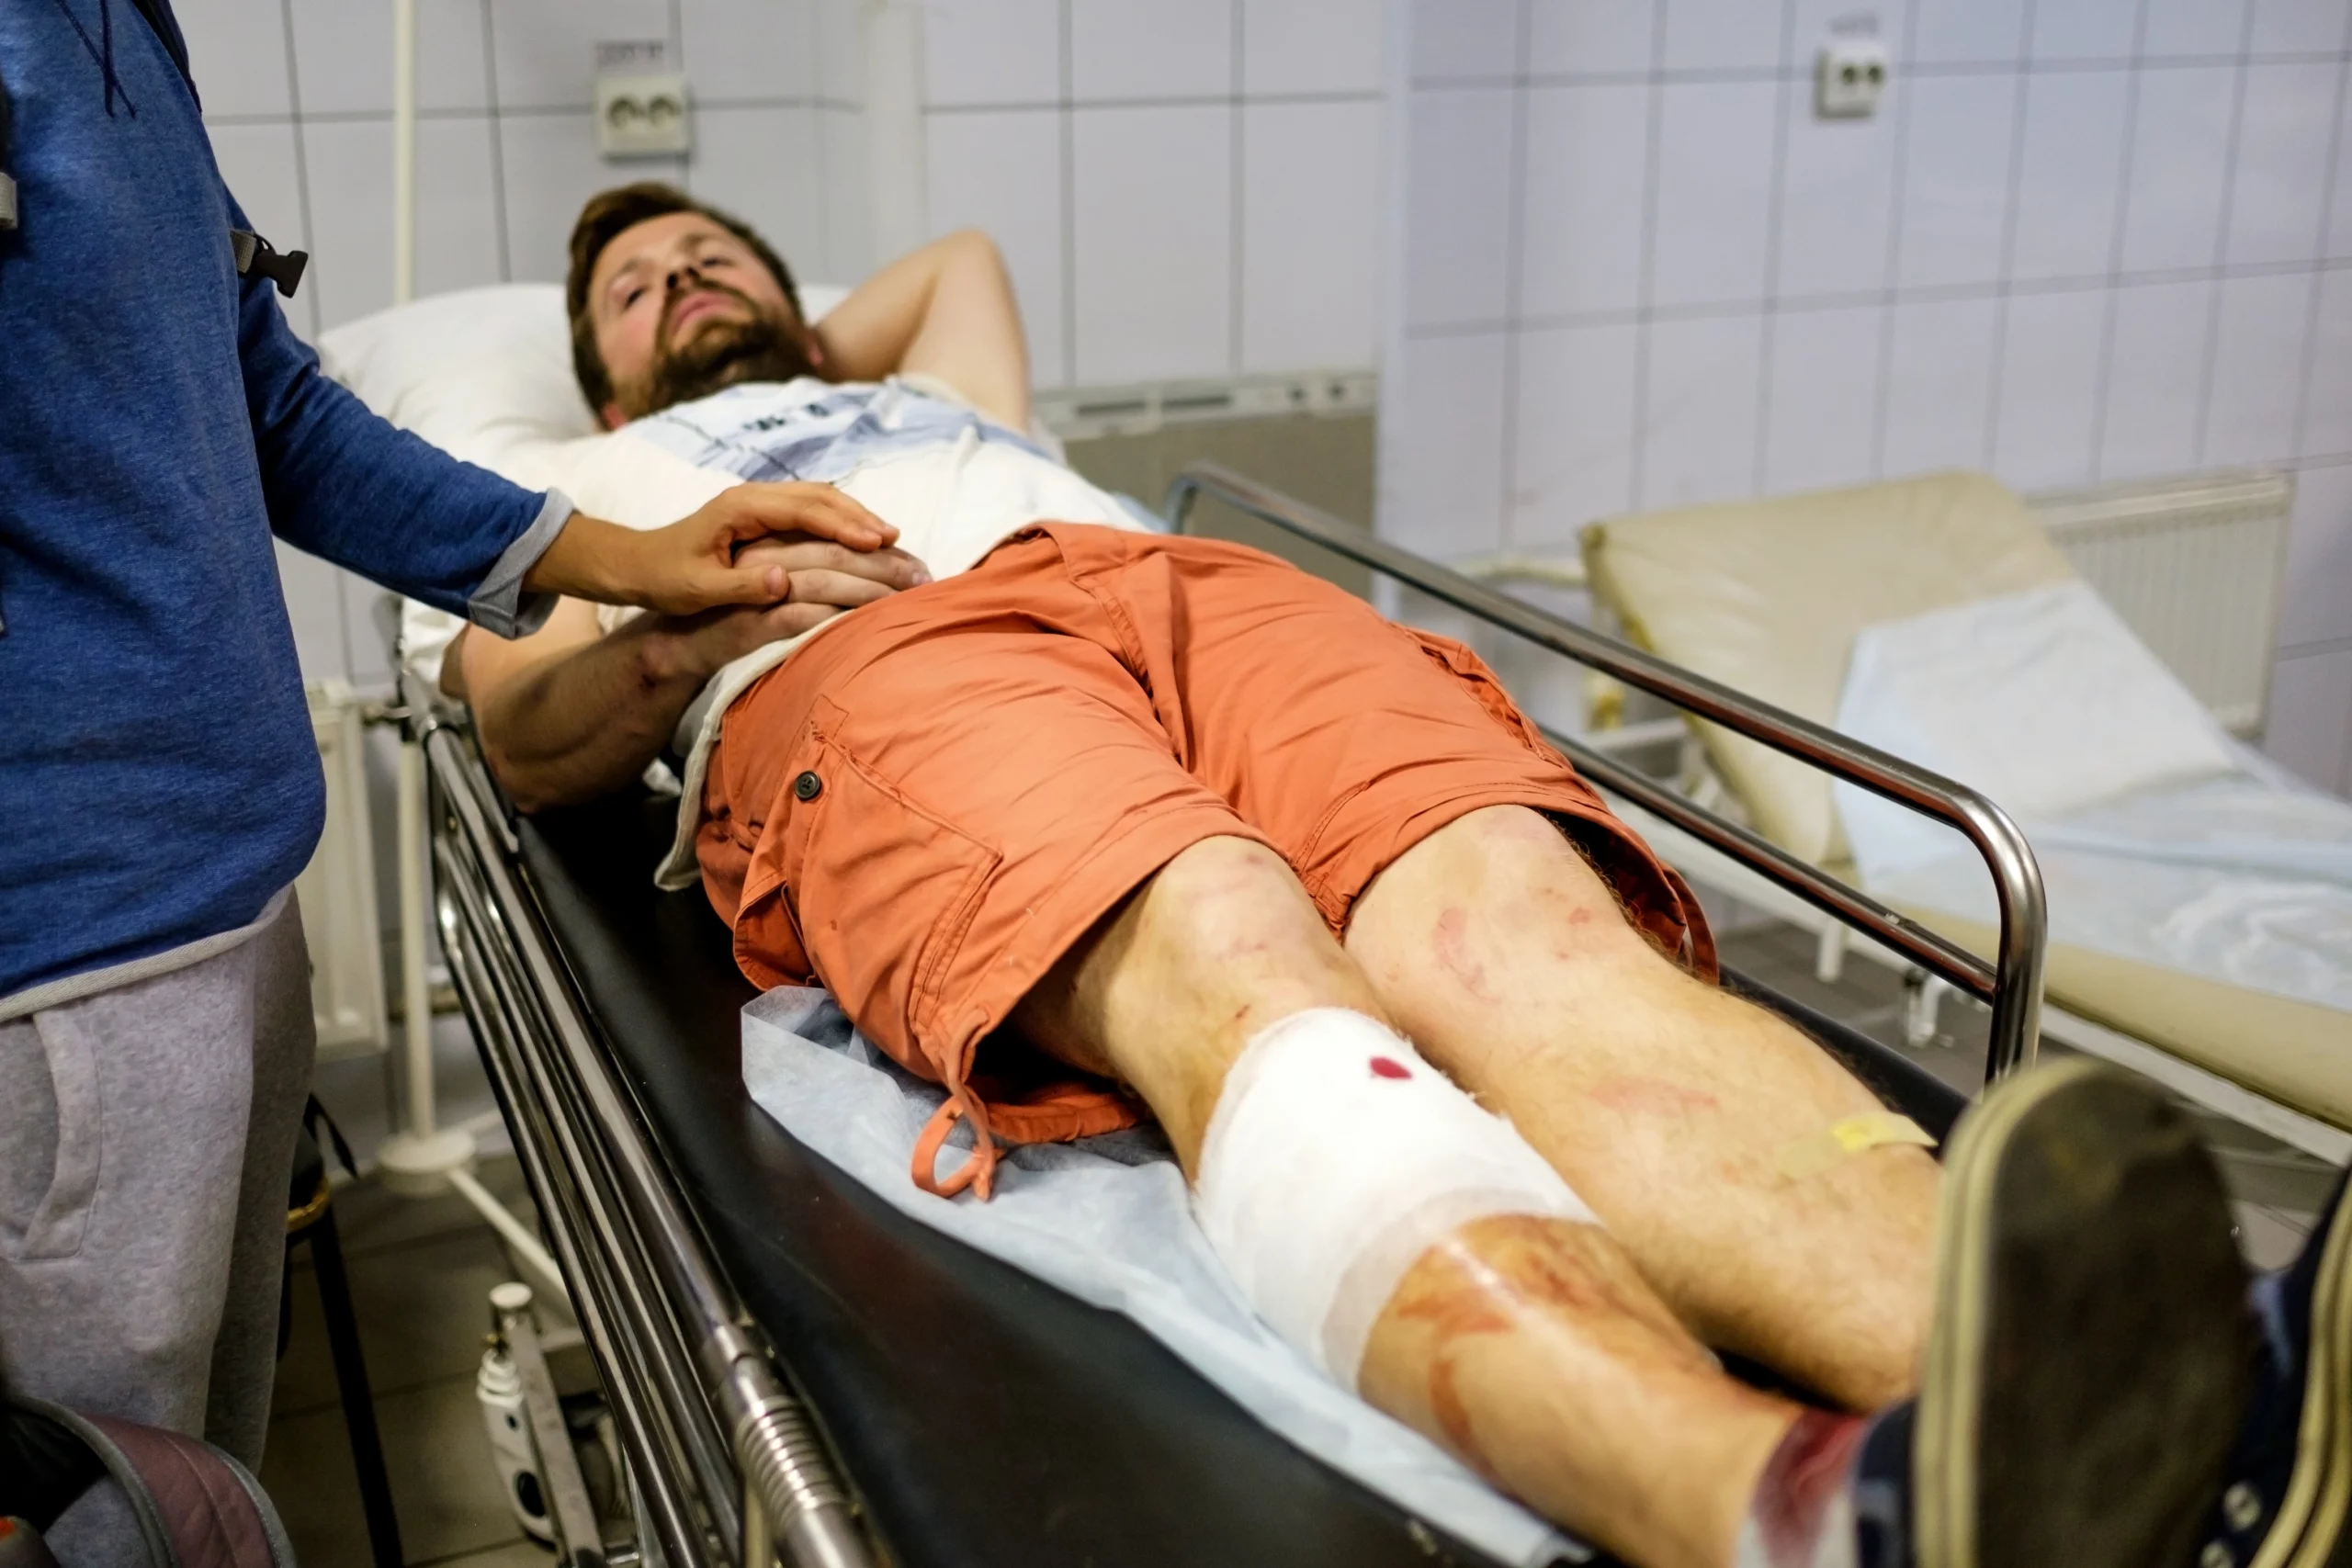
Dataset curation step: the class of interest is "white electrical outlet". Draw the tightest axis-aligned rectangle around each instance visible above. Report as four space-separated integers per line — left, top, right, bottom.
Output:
1815 40 1887 118
596 71 691 157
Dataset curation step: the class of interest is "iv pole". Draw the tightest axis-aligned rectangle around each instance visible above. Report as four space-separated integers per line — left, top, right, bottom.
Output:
373 0 564 1301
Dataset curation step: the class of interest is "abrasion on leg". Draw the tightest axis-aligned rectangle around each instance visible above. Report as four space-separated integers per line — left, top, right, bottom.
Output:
1191 1006 1599 1387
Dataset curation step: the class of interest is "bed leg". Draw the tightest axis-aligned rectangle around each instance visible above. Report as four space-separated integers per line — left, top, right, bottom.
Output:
1813 922 1846 985
1902 969 1950 1049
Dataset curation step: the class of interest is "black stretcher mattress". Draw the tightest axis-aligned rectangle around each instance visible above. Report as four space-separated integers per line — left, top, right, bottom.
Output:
517 785 1967 1568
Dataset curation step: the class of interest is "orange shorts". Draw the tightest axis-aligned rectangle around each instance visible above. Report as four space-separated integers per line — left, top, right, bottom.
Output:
698 523 1712 1196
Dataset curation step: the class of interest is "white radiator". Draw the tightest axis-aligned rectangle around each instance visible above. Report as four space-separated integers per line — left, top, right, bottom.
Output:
2027 470 2293 737
297 680 388 1059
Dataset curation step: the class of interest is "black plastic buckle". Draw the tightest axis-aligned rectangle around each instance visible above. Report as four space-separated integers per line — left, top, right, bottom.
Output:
231 228 307 299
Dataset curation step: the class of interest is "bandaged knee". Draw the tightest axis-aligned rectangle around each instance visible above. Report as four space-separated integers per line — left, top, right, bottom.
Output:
1192 1008 1598 1390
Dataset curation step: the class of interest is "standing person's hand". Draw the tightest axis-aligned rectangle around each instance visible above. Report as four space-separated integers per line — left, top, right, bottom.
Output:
524 482 912 615
634 535 932 682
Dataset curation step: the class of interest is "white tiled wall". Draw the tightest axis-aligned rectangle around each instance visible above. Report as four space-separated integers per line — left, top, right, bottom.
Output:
919 0 1388 389
1385 0 2352 795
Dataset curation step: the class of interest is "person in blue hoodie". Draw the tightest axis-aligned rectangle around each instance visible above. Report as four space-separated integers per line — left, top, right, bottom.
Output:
0 3 917 1554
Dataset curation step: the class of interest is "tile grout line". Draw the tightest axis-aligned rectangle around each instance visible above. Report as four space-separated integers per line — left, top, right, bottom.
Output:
1408 49 2352 94
1626 0 1671 512
272 1363 489 1425
273 0 319 344
1749 0 1800 497
1401 253 2352 340
2086 0 2156 486
334 1213 542 1265
481 0 511 285
2194 6 2264 468
1870 0 1928 480
2288 50 2352 460
1495 0 1533 551
406 1539 532 1568
925 87 1382 114
1228 0 1246 380
1975 0 2039 475
806 1 831 280
1058 0 1078 388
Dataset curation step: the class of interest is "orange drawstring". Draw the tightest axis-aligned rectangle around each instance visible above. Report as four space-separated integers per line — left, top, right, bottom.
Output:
911 1087 1000 1200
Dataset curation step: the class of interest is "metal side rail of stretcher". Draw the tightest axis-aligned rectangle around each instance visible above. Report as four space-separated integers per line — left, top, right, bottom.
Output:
1166 462 2051 1087
416 675 869 1568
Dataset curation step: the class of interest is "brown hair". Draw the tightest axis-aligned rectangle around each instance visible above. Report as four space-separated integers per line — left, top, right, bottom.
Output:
565 182 802 411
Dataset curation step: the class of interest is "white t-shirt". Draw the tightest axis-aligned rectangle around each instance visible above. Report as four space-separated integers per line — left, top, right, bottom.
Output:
452 376 1144 886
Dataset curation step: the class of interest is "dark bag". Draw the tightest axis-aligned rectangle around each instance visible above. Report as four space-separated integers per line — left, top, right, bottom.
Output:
0 1383 294 1568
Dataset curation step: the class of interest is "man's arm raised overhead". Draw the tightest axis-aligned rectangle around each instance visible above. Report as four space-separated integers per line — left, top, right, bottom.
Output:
813 230 1034 432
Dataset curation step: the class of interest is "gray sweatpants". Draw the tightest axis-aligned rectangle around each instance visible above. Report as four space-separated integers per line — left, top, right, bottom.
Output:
0 890 316 1565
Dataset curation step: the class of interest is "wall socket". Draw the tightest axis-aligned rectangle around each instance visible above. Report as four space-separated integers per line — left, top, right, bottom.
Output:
1815 40 1887 118
594 40 689 158
596 73 690 156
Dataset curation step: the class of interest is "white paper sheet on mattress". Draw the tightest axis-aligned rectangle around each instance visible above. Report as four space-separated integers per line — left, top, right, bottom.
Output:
740 987 1587 1568
1830 584 2352 1016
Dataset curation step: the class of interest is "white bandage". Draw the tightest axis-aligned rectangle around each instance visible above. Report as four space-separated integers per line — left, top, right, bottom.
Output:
1192 1008 1599 1390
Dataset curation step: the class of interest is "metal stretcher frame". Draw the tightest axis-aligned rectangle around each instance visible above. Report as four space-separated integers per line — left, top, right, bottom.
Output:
423 468 2041 1568
1164 461 2051 1086
421 678 871 1568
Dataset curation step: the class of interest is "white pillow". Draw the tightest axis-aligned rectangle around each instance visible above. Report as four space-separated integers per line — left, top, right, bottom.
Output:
317 281 854 470
319 283 593 472
1832 581 2241 884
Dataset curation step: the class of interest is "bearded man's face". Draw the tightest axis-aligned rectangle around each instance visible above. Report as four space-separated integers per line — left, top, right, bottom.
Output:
588 211 820 425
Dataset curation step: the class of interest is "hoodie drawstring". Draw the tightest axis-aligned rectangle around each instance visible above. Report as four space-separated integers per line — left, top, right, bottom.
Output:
47 0 138 118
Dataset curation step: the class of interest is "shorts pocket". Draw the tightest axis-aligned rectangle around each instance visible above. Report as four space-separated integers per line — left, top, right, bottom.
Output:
1399 626 1557 757
0 1013 105 1262
775 728 1003 1057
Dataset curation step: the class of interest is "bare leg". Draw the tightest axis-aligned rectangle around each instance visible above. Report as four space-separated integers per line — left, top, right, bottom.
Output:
1345 806 1939 1412
1015 835 1800 1568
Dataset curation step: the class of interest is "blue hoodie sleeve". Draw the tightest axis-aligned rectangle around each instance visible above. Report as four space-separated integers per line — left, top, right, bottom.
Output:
232 251 567 636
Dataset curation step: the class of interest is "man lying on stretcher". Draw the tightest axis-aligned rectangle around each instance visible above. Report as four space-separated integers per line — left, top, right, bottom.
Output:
451 183 2349 1568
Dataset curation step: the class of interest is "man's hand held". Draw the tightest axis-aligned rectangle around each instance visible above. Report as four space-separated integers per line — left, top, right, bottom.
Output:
629 535 931 686
525 481 911 616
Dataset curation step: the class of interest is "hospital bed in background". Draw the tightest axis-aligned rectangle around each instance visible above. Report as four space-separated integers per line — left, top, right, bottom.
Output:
415 456 2057 1568
1503 471 2346 1166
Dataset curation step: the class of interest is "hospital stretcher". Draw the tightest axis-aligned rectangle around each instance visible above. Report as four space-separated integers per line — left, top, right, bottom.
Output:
423 467 2046 1568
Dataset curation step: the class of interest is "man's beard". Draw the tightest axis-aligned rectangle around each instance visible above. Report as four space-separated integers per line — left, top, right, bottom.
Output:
614 286 820 420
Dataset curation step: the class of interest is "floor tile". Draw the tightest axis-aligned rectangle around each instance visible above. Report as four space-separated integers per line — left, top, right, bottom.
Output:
2206 1129 2340 1221
2232 1201 2313 1271
416 1539 556 1568
265 1376 527 1568
276 1227 528 1419
332 1156 540 1260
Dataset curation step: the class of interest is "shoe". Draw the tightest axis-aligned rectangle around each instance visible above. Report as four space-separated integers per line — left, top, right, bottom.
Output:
1911 1057 2256 1568
2193 1166 2352 1568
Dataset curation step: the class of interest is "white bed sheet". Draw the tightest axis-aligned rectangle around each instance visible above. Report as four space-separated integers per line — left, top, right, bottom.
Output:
1832 583 2352 1019
741 987 1587 1568
1866 766 2352 1016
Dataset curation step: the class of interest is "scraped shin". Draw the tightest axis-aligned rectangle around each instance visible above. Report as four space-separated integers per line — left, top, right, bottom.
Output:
1013 837 1804 1568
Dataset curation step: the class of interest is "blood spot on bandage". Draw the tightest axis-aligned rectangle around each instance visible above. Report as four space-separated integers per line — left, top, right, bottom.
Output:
1369 1056 1411 1080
